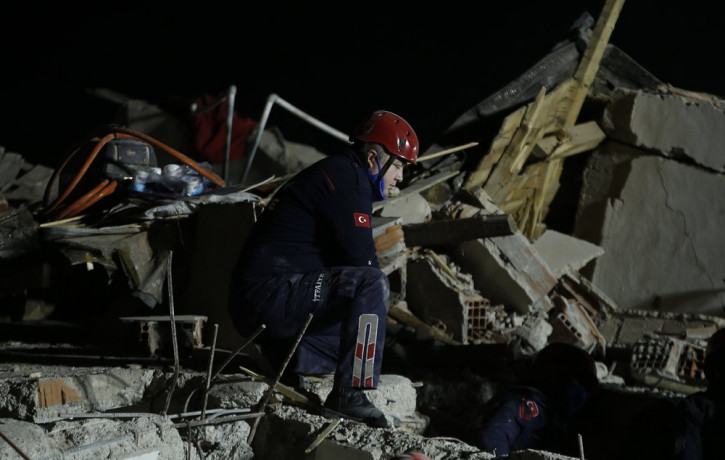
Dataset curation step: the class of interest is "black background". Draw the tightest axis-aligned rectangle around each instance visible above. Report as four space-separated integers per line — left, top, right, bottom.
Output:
1 1 723 167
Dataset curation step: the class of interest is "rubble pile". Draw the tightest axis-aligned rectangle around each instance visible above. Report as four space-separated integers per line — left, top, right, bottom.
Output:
1 3 725 459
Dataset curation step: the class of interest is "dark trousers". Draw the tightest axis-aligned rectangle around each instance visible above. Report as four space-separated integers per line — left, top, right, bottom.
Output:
230 266 390 389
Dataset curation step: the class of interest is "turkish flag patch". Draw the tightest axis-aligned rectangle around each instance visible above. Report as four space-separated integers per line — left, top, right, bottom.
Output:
354 212 370 228
518 398 540 420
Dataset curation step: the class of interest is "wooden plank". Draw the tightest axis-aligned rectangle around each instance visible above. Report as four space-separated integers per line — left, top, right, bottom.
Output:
484 87 549 202
464 108 524 189
564 0 627 128
418 142 479 163
239 365 313 407
402 214 516 247
466 0 625 239
388 302 460 345
528 158 563 239
519 0 625 236
536 121 606 160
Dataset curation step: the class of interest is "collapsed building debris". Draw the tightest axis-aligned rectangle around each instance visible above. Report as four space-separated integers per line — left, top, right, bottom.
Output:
1 1 725 458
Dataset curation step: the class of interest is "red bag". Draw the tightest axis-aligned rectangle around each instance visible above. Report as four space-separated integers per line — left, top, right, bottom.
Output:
192 94 259 165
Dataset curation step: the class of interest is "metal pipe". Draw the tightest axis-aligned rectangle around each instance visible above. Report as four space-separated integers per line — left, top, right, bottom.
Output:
240 93 352 186
62 428 158 455
223 85 236 184
273 96 350 142
173 412 265 429
45 408 251 423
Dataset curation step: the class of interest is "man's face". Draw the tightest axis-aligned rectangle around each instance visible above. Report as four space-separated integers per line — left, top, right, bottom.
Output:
381 156 405 196
368 151 404 197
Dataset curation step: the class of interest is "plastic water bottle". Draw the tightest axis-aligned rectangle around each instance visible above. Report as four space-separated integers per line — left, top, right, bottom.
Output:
132 169 149 192
182 175 203 196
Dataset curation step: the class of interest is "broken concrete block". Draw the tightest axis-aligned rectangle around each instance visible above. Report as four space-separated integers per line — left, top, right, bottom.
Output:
0 367 155 423
301 374 426 435
379 192 432 225
515 312 553 352
574 144 725 315
0 415 188 459
252 405 480 460
547 295 606 352
207 378 268 410
0 151 25 189
197 419 254 460
602 88 725 172
594 309 725 350
406 252 492 344
533 229 604 278
450 231 557 315
0 418 55 459
2 163 54 206
46 416 187 459
629 335 707 395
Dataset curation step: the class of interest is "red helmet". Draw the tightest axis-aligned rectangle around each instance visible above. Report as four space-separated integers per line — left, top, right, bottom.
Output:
350 110 419 164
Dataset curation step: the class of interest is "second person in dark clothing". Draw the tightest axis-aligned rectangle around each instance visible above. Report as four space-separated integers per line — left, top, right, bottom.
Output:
668 327 725 460
474 342 599 456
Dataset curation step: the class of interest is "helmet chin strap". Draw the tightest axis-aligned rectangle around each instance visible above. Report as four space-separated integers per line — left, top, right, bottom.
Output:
372 154 394 200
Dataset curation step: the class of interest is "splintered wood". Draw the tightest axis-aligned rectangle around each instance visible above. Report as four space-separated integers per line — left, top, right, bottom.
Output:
463 0 624 241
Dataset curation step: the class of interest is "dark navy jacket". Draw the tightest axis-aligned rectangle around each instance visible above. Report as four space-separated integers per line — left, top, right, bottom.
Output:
235 148 379 279
670 385 724 460
475 385 567 456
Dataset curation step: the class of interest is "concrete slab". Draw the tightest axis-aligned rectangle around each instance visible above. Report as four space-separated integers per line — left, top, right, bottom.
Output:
575 145 725 314
602 89 725 173
0 364 156 423
533 229 604 278
450 231 557 315
0 416 187 460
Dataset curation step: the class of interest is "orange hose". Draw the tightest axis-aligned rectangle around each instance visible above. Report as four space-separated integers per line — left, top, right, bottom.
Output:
41 133 116 215
54 179 116 220
106 127 226 187
40 125 227 222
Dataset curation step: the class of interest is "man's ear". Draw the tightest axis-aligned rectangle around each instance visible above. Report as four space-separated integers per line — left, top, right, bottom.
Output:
366 149 378 170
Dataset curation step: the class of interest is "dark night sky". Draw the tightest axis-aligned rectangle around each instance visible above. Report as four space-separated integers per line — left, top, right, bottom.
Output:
1 1 723 167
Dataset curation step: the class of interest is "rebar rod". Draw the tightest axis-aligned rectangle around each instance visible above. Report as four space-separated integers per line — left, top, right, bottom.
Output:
173 412 265 429
201 323 219 419
163 250 181 415
182 324 267 414
305 417 342 454
0 428 32 460
210 324 266 381
247 313 314 444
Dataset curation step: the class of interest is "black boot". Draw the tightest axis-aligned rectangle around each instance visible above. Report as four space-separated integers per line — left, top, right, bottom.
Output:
322 386 388 427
